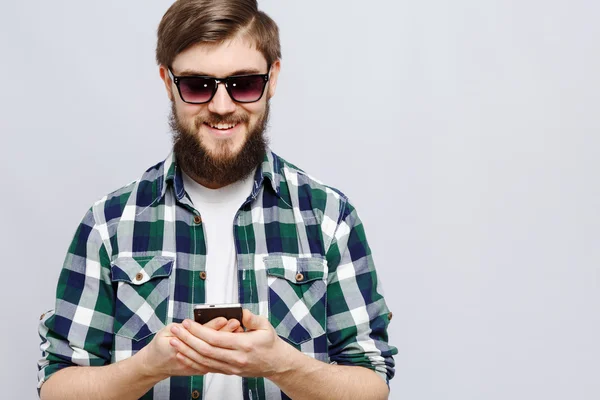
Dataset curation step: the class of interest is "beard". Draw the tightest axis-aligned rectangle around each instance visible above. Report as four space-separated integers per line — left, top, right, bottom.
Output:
169 101 270 188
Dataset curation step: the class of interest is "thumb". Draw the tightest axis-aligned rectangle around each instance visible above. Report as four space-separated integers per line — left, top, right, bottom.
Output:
242 309 268 331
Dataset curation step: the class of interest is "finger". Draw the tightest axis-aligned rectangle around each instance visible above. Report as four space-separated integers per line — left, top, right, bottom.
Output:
160 323 182 338
202 317 228 331
219 319 240 332
241 309 269 331
174 322 247 367
175 352 219 375
169 337 212 373
171 344 215 375
181 319 239 350
170 338 236 375
176 351 239 376
175 353 210 375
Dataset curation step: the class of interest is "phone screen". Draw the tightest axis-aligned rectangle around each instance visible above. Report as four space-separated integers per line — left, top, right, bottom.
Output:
193 304 243 326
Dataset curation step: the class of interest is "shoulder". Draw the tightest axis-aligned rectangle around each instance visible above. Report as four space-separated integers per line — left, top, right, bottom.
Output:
271 151 353 225
88 158 167 227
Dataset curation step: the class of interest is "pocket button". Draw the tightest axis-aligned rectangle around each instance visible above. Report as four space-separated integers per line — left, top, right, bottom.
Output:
295 273 304 282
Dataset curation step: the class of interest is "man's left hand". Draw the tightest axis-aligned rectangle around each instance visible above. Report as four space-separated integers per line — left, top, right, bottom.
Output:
169 309 295 378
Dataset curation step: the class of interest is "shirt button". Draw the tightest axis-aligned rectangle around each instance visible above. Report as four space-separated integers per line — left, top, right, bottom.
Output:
39 313 46 321
388 312 393 321
199 271 207 280
193 215 202 224
135 273 144 282
295 273 304 282
191 390 200 399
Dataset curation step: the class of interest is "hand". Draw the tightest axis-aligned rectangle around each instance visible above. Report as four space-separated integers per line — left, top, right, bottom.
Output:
170 309 295 378
137 317 242 380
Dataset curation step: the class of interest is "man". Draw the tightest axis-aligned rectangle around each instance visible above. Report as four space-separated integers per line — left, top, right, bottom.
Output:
37 0 397 399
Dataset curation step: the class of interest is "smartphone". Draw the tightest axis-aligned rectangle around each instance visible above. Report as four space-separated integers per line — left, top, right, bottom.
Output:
193 303 243 326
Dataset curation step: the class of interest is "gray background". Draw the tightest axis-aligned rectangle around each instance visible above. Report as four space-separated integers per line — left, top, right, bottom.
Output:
1 0 598 399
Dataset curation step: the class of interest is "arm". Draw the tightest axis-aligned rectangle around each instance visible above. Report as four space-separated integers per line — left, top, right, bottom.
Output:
40 349 161 400
170 311 391 400
37 207 118 397
38 207 158 400
37 207 240 399
324 201 396 382
269 344 389 400
40 317 240 400
169 201 396 398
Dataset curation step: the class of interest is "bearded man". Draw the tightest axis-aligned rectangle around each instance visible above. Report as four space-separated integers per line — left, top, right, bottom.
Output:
37 1 396 399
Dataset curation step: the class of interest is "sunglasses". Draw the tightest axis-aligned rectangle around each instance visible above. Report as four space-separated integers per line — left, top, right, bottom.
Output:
168 67 270 104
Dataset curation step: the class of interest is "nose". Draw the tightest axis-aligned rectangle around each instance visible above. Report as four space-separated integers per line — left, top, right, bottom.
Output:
208 83 236 115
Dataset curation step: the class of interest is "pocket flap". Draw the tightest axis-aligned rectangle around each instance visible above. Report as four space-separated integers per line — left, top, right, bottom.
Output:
110 256 174 285
264 255 327 284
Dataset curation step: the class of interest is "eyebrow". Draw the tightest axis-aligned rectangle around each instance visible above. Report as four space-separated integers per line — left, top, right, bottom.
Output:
175 68 265 77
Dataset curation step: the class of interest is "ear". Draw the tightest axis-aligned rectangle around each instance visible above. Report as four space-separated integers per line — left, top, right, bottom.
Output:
266 59 281 99
159 65 174 102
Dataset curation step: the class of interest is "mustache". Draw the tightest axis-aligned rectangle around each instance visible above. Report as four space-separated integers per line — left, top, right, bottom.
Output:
195 112 250 128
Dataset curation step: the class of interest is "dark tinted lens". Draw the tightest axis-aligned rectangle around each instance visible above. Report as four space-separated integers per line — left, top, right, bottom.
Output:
229 75 266 102
179 77 215 103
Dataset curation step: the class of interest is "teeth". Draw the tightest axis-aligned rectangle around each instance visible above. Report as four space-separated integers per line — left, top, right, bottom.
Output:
210 123 237 130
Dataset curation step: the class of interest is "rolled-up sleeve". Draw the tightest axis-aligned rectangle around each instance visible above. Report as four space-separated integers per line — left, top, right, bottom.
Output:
325 200 397 384
38 207 115 391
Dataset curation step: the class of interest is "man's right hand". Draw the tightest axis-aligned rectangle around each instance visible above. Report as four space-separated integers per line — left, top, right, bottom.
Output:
137 317 242 380
40 318 243 400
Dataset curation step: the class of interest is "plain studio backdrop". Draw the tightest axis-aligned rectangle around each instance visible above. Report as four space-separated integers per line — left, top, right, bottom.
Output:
1 0 599 399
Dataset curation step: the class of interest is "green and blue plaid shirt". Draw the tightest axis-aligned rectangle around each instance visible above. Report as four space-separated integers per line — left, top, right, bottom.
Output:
38 149 397 399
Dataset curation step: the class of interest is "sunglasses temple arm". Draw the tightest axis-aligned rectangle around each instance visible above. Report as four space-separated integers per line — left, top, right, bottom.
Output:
167 68 176 83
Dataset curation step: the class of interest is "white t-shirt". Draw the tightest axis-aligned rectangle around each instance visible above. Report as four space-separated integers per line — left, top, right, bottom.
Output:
182 170 256 400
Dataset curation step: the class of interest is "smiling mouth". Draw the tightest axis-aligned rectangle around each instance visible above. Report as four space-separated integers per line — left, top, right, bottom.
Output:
204 122 239 130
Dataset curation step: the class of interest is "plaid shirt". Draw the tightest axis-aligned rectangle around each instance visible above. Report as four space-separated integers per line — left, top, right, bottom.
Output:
38 149 397 399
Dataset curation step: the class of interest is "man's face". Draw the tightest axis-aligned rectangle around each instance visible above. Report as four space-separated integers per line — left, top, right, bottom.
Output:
160 36 280 187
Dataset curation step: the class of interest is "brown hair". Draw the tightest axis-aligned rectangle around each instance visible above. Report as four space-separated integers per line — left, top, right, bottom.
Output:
156 0 281 68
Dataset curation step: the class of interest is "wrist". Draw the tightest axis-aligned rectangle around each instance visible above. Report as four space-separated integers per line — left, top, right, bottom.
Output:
267 338 318 383
131 346 168 383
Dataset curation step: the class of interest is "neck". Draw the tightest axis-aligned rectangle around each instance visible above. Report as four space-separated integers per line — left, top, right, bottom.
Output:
180 165 228 189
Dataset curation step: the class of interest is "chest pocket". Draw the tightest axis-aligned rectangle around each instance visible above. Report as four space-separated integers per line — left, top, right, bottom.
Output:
265 255 328 345
110 256 174 341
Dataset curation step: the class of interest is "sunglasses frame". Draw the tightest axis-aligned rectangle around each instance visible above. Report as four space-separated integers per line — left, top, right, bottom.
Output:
168 66 271 104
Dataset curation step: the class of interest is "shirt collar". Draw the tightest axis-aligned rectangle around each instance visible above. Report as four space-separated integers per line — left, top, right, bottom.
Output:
158 149 282 203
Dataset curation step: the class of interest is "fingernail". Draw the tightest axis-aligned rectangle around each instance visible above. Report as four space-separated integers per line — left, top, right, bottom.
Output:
171 326 180 334
227 320 237 328
182 320 191 329
170 339 179 347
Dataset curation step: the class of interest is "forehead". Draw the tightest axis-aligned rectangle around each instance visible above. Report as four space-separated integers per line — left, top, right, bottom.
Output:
171 36 268 76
